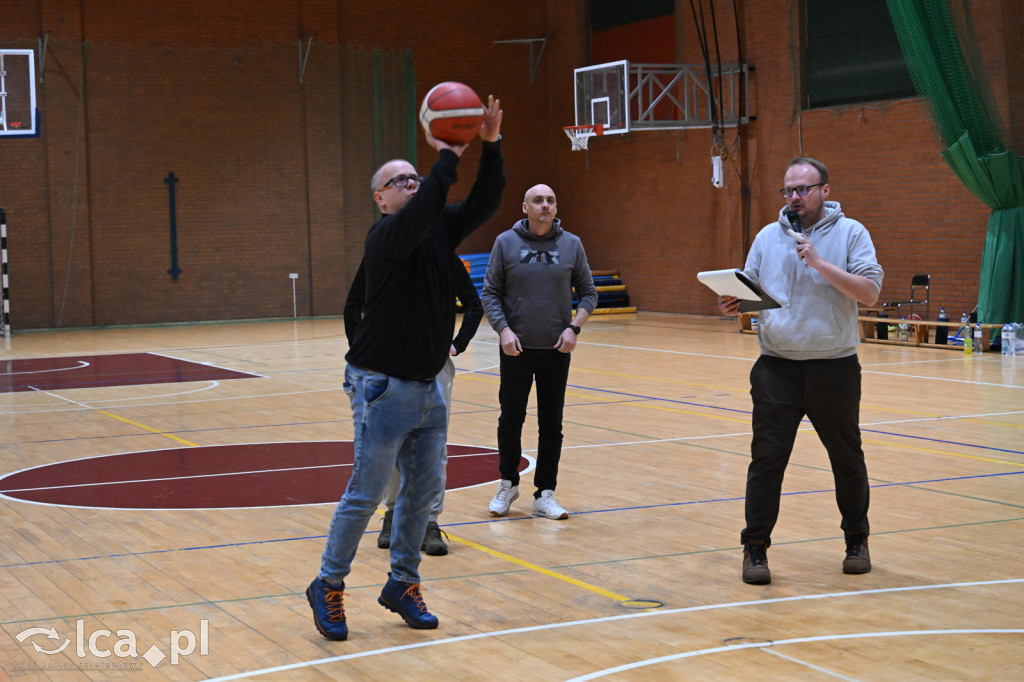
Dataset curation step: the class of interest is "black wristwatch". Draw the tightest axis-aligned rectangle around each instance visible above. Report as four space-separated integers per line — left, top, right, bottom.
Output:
568 324 581 335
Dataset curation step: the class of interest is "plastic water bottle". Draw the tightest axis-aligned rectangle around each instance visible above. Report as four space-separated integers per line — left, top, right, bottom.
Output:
898 316 909 342
973 324 983 354
964 323 973 356
1003 323 1017 356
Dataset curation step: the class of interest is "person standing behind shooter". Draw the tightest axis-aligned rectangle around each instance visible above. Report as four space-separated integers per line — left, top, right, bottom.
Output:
718 157 883 585
341 254 483 557
481 184 597 520
307 96 504 641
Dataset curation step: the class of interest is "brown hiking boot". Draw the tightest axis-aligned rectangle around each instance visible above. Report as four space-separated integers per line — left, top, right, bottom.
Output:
421 520 449 556
742 541 771 584
843 534 871 574
377 509 393 549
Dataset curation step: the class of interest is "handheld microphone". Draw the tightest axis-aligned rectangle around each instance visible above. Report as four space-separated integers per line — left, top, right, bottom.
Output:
784 210 807 246
785 210 807 265
785 210 801 233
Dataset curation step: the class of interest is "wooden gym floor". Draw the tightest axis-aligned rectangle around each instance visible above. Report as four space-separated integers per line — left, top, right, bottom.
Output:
1 312 1021 680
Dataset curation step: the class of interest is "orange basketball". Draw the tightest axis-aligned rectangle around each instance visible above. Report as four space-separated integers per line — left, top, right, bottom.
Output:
419 82 485 145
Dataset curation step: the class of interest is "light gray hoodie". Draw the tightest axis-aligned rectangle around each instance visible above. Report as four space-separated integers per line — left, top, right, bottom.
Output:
743 201 883 360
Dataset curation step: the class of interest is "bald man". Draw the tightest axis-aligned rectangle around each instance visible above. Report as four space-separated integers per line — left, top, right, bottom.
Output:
481 184 597 520
307 97 505 641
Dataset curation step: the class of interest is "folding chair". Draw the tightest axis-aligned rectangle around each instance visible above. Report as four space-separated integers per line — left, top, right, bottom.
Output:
883 274 930 321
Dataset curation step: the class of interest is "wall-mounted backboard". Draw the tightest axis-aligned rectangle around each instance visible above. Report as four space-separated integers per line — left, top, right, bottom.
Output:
574 60 630 135
1 50 38 138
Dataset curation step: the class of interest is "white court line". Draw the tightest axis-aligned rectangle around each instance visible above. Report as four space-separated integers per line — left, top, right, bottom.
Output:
1 462 349 494
456 363 500 375
2 360 90 375
73 381 223 404
861 355 976 367
861 410 1024 426
566 629 1024 681
0 360 492 416
862 368 1023 390
762 648 858 681
148 350 269 379
0 443 534 511
561 336 1023 390
15 382 227 410
30 383 222 410
0 383 224 414
201 578 1024 681
478 337 747 362
2 448 515 496
475 336 1023 391
0 385 344 416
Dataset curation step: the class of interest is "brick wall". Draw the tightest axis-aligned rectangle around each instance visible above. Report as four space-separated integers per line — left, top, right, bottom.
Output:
0 0 1015 328
552 0 1003 319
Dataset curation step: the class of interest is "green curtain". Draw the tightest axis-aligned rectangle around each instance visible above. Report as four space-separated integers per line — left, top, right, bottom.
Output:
339 46 417 210
338 47 417 295
887 0 1023 323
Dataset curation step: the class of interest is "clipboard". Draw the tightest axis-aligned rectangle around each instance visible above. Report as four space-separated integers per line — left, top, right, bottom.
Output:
696 268 781 312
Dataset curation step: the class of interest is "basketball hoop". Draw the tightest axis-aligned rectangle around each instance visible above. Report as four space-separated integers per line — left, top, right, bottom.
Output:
563 123 603 151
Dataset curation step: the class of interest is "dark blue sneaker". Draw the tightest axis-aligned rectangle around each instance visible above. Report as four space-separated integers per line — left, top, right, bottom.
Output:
306 577 348 640
377 575 439 629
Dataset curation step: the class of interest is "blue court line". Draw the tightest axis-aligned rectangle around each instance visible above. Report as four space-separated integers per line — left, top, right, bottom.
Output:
860 427 1024 456
462 470 1024 523
470 368 756 418
543 374 1024 457
3 469 1020 571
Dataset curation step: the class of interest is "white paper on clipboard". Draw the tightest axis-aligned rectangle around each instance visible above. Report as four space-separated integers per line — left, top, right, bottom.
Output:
696 268 781 312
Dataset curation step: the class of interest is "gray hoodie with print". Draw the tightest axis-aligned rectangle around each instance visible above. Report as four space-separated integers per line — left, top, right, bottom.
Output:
743 201 883 360
482 218 598 349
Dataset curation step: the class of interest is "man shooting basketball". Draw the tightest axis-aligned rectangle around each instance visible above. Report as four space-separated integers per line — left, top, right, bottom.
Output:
307 95 504 640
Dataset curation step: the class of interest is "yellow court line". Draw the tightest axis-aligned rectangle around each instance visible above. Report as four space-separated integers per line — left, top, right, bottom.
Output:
864 438 1024 468
95 409 200 447
446 531 631 603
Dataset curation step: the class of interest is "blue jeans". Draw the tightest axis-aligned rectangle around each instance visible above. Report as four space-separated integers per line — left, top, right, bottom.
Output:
381 356 455 521
319 364 447 584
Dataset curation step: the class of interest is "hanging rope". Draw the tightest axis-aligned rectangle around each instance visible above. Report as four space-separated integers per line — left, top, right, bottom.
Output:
690 0 726 187
688 0 718 129
57 41 86 327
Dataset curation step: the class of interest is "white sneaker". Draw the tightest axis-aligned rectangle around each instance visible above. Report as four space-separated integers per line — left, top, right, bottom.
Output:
488 480 519 516
532 490 569 519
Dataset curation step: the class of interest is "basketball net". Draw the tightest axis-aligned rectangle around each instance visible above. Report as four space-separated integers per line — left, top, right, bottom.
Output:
563 123 603 151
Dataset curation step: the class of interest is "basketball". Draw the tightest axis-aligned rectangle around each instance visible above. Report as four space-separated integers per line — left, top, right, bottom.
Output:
419 82 486 145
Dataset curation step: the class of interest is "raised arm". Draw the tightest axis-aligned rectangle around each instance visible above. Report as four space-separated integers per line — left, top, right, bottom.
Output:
442 96 506 246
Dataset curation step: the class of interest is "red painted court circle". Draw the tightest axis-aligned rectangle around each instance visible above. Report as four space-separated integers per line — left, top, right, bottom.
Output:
0 442 523 509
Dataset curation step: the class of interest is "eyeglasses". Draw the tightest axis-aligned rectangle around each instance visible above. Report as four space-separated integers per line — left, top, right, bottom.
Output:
779 183 824 198
378 174 423 192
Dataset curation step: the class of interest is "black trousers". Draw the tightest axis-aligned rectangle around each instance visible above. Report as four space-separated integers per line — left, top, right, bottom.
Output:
496 348 572 496
741 354 870 546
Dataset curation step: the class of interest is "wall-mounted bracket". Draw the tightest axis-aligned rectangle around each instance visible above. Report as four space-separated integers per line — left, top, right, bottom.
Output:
494 38 548 83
